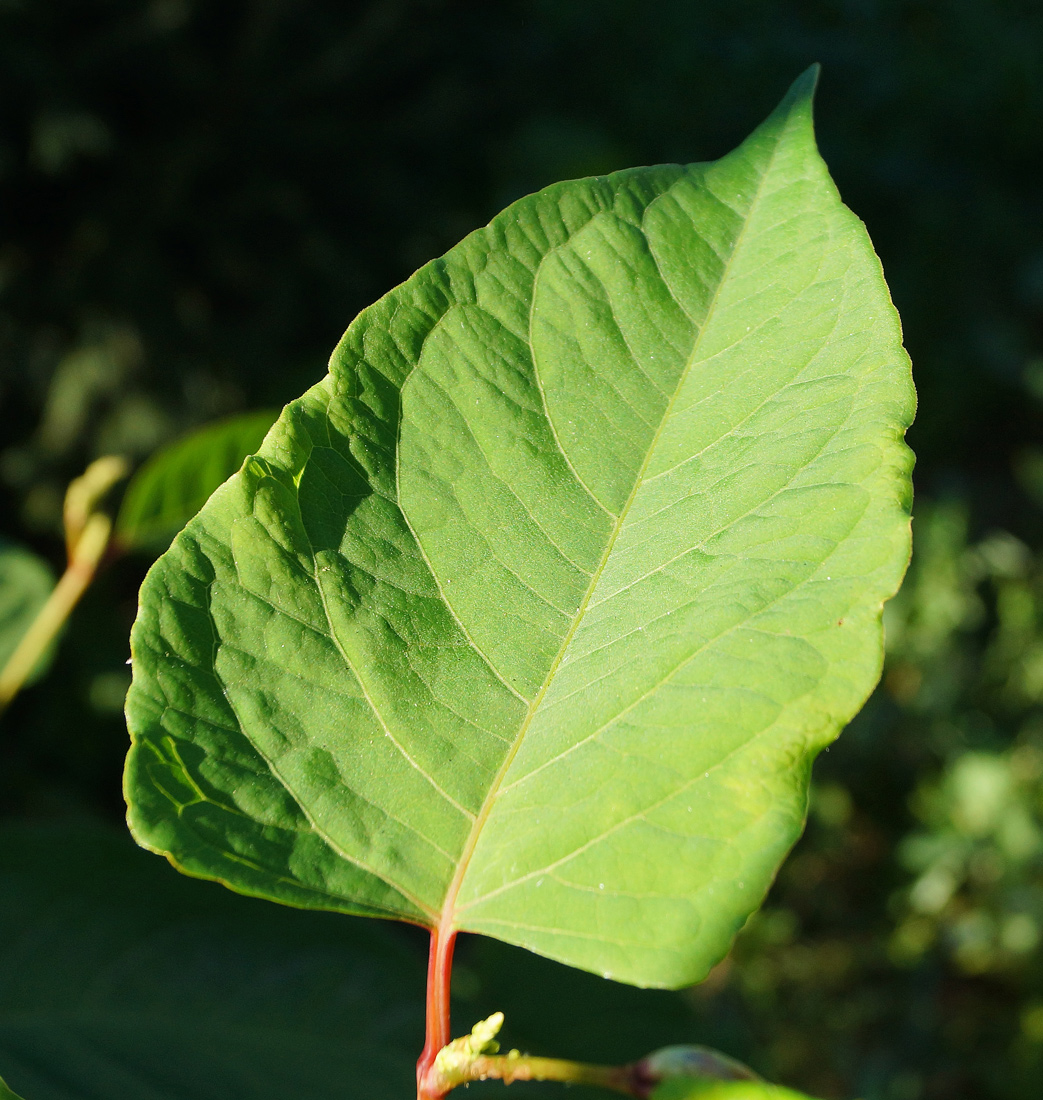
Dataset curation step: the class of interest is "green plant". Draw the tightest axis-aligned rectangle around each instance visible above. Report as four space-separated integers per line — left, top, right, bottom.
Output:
885 504 1043 976
116 65 914 1100
0 412 278 716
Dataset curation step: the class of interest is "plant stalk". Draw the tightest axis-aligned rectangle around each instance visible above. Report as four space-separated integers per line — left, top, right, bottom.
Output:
0 512 112 715
419 1010 761 1100
417 927 457 1100
0 454 128 717
442 1053 639 1095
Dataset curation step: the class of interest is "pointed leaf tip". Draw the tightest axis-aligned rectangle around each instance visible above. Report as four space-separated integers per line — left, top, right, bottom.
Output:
774 63 820 124
733 65 821 164
794 62 822 94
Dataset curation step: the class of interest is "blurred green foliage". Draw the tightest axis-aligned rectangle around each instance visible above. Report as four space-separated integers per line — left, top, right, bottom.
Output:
0 540 53 683
653 1084 807 1100
1 3 1042 1100
113 407 276 549
706 507 1043 1099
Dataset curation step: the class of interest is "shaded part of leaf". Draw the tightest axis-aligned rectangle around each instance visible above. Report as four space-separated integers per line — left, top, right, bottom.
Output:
127 170 688 926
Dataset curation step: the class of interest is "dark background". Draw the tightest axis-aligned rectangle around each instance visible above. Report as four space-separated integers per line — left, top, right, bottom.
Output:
1 3 1043 1099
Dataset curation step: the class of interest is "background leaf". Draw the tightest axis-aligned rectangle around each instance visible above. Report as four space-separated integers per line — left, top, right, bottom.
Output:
0 822 421 1100
114 410 278 551
0 1071 26 1100
0 822 757 1100
652 1082 814 1100
125 68 914 989
0 542 56 687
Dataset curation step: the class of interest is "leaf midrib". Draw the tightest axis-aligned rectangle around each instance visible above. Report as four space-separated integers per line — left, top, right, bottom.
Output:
437 130 785 934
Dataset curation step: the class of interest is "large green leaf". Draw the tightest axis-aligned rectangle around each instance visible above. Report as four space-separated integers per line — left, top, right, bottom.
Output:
0 822 421 1100
0 541 56 686
125 67 914 988
115 410 278 551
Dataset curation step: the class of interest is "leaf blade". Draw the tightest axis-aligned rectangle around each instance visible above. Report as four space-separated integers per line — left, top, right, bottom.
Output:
125 67 914 987
449 67 915 983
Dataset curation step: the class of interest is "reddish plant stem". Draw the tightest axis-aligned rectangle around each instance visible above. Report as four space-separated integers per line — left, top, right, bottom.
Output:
416 926 457 1099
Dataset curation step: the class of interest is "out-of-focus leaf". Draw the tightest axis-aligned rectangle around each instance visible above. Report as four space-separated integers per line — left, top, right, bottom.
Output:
0 822 421 1100
125 67 914 989
0 1070 26 1100
0 541 56 686
652 1081 815 1100
114 410 278 550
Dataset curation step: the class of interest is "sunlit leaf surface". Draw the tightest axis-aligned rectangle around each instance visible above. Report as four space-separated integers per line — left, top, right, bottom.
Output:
125 67 914 987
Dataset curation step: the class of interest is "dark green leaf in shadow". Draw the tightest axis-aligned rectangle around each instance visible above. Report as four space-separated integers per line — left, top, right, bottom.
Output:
0 1069 27 1100
0 822 422 1100
0 542 56 686
115 410 278 551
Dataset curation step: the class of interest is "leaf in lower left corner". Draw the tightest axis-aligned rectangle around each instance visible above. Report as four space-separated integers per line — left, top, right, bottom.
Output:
0 822 421 1100
0 1069 27 1100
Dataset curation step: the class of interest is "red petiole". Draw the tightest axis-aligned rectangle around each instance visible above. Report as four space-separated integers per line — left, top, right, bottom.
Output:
416 926 457 1099
415 926 758 1100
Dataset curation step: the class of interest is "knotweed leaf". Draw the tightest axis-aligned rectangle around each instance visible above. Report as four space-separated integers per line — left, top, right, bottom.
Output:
125 67 914 987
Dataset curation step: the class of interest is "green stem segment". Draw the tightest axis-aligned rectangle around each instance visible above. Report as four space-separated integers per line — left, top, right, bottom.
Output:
417 1010 760 1100
0 514 110 714
0 456 128 716
440 1052 637 1094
